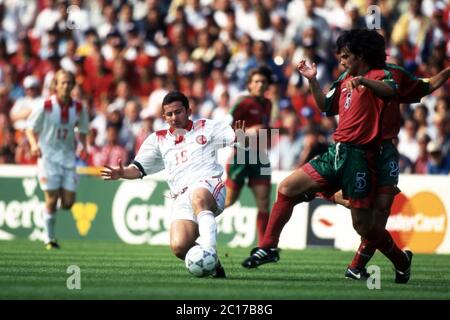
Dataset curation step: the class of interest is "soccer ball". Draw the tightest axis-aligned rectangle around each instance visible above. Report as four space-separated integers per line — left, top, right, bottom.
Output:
185 245 218 277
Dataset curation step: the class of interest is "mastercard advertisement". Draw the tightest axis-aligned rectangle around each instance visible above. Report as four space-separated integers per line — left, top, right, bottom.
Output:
296 175 450 255
388 181 448 253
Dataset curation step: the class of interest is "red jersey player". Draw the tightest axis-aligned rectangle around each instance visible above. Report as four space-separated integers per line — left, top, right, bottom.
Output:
225 66 273 247
242 29 413 284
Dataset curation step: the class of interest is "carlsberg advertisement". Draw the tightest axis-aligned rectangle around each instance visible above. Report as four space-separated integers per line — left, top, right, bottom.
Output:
0 166 261 247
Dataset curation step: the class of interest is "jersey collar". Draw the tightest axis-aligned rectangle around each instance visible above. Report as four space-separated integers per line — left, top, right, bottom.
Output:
55 96 73 109
54 95 73 124
169 120 193 144
168 120 193 134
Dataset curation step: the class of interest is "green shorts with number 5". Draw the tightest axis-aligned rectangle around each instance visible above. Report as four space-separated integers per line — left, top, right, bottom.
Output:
303 143 377 209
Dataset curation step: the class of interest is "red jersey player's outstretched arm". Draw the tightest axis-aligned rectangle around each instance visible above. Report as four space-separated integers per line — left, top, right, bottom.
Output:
429 66 450 93
346 76 396 98
297 59 326 111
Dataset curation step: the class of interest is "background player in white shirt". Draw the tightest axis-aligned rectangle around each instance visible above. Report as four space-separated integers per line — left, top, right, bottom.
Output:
26 70 89 250
101 91 245 278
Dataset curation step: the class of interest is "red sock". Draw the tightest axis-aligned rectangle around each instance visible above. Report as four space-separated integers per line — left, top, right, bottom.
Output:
365 227 408 270
260 192 299 248
349 238 376 269
256 211 269 247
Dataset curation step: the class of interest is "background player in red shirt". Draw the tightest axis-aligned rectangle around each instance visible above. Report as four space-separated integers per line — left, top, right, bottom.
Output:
225 66 273 247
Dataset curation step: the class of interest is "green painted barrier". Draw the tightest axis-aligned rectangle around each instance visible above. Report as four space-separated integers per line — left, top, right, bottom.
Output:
0 171 277 248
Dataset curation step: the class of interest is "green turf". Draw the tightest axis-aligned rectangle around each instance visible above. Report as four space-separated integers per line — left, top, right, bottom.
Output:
1 239 449 300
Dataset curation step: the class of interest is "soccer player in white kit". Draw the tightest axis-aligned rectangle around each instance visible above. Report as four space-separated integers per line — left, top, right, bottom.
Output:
26 70 89 250
101 91 245 278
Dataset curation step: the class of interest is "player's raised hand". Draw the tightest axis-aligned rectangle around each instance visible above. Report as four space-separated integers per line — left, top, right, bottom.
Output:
297 59 317 80
100 159 124 180
233 120 248 150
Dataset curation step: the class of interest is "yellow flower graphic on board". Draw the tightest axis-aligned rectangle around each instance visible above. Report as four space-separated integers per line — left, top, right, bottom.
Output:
71 203 98 236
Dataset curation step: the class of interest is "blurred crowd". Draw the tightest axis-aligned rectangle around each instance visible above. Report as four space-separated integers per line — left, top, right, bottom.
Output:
0 0 449 174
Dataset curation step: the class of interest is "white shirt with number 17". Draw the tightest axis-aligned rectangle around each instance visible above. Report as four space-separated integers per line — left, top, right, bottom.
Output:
133 119 236 195
27 95 89 168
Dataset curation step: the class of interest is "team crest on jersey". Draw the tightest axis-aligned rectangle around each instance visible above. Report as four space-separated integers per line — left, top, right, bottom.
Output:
196 135 207 145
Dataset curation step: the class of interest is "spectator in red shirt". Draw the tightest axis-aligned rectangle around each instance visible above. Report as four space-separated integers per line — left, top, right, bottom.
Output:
93 123 129 167
10 35 40 84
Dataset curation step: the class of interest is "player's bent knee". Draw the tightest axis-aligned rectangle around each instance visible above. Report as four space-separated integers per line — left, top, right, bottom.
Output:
170 243 189 260
278 181 295 197
191 189 215 212
191 199 209 212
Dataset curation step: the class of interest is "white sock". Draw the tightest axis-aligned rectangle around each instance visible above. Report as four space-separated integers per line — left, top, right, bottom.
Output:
197 210 217 249
44 210 56 243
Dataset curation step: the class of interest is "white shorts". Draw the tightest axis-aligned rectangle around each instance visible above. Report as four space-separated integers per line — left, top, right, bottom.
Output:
37 159 78 192
172 178 226 223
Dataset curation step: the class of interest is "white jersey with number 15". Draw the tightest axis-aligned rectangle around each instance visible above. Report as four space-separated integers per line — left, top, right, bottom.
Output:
133 119 236 195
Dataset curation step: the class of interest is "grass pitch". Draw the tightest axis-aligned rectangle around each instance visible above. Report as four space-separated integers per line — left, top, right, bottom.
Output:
1 239 449 300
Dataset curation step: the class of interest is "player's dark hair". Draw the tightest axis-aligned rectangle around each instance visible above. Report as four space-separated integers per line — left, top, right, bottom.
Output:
336 29 386 69
162 91 189 110
247 65 274 85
